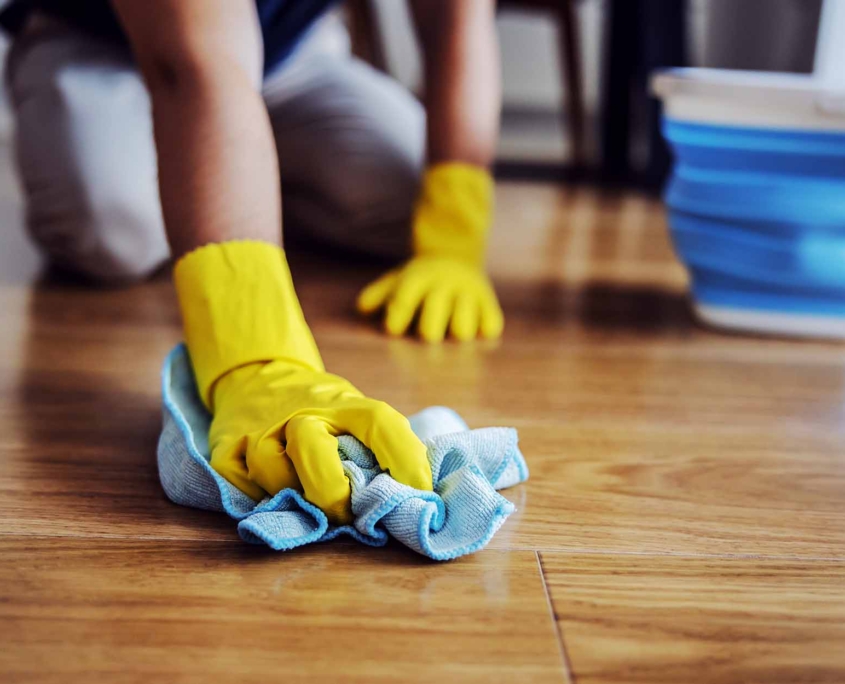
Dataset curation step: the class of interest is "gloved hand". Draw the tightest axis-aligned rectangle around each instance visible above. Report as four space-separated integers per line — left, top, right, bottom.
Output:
357 163 504 343
174 241 433 525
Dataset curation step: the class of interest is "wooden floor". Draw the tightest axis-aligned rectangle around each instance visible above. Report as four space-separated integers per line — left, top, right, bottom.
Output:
1 183 844 683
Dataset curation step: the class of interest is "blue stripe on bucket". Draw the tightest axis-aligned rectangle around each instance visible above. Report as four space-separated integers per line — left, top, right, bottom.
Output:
661 119 845 320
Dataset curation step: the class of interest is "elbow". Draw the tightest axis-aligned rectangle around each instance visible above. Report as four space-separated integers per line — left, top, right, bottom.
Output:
142 53 198 95
135 44 262 98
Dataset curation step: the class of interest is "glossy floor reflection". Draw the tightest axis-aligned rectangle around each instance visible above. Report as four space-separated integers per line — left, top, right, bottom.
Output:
1 539 563 683
1 184 843 683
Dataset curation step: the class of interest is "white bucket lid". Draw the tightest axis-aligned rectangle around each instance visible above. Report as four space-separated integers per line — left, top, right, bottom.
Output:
651 68 845 132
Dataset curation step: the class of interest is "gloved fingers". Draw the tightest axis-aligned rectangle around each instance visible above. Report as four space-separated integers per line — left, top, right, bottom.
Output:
210 435 268 501
418 287 454 343
285 415 352 526
356 270 399 315
332 399 433 492
244 427 301 496
385 274 429 337
479 284 505 339
450 291 481 342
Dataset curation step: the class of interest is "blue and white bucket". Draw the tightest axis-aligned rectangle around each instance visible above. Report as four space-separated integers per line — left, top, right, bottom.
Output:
653 68 845 338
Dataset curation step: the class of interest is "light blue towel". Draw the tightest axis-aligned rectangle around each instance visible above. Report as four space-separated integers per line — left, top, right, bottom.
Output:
157 345 528 560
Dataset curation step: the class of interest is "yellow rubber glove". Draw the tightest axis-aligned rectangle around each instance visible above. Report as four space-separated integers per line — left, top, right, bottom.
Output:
357 162 504 343
174 241 433 525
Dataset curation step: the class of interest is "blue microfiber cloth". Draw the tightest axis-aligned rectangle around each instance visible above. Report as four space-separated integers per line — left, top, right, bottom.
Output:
157 345 528 560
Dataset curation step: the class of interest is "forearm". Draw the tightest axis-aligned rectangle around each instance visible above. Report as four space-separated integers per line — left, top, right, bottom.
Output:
145 62 281 259
410 0 501 167
358 0 504 343
113 0 281 259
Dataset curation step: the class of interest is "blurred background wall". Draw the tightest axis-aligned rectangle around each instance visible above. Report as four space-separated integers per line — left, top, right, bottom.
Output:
0 0 825 160
0 0 825 281
377 0 821 104
373 0 822 165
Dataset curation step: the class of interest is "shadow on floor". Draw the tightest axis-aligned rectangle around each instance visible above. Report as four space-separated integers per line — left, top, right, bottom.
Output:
500 279 695 334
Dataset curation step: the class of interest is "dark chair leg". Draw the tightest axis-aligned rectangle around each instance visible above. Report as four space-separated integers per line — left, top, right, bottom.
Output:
558 0 586 168
640 0 687 191
601 0 640 181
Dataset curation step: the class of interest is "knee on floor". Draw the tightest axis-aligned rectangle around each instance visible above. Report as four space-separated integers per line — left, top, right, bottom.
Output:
322 150 421 232
30 188 170 285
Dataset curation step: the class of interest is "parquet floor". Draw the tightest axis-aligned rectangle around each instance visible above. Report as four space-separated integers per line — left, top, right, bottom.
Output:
1 182 843 683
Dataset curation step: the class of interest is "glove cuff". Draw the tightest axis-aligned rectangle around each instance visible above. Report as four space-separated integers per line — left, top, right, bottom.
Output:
173 240 324 410
412 162 493 266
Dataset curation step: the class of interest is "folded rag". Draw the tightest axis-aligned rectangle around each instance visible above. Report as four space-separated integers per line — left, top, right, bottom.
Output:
157 345 528 560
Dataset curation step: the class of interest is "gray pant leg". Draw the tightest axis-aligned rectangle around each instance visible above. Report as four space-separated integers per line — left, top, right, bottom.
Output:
264 45 425 260
5 12 424 281
6 19 168 283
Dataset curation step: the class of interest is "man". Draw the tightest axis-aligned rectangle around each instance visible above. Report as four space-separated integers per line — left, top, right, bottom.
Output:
3 0 504 523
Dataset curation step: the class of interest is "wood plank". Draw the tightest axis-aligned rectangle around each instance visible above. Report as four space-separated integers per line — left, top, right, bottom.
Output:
486 420 845 557
2 231 845 558
489 185 686 287
0 283 233 541
0 538 565 683
1 147 843 682
541 553 845 684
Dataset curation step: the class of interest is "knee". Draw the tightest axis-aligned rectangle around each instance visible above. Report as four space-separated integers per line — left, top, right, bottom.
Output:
285 120 424 259
322 135 423 232
9 38 170 284
86 195 170 284
28 183 170 285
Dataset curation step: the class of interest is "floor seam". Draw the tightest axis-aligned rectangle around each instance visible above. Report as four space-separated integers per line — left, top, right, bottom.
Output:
0 531 242 543
498 546 845 562
2 532 844 562
535 550 576 684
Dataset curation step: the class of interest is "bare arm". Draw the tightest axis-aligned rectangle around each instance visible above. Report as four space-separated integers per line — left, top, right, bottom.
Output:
111 0 281 258
356 1 504 343
409 0 501 167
